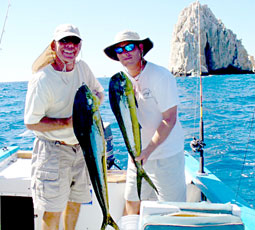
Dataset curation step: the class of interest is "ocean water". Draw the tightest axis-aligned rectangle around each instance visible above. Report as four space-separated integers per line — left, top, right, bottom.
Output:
0 74 254 207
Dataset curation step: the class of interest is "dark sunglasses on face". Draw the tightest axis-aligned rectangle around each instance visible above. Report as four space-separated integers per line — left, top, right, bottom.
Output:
114 43 135 54
59 36 81 45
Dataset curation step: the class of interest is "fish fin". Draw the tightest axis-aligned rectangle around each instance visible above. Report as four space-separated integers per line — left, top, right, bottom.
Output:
135 96 138 108
103 214 120 230
101 117 105 132
137 166 159 199
139 123 142 150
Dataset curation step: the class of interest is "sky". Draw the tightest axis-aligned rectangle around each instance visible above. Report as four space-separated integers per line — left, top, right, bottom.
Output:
0 0 254 82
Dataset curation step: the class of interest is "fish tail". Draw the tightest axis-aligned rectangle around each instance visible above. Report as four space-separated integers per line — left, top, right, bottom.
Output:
100 220 107 230
137 167 159 200
136 172 142 200
108 214 120 230
101 214 120 230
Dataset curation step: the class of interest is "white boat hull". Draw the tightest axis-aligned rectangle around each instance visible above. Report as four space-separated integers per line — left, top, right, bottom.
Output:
0 147 254 229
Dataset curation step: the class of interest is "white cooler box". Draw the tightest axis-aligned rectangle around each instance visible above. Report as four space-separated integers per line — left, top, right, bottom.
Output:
139 201 244 230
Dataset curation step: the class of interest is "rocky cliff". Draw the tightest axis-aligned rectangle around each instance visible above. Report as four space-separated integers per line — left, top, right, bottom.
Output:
169 2 254 76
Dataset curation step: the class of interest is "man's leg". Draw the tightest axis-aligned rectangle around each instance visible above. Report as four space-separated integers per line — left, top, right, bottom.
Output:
63 201 81 230
124 200 141 215
42 211 61 230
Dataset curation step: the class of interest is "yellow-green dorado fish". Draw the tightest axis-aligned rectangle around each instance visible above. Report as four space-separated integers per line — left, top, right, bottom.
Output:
73 84 119 230
109 72 158 199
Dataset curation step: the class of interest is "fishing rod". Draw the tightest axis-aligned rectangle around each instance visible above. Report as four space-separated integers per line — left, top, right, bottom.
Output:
0 0 11 50
190 1 206 174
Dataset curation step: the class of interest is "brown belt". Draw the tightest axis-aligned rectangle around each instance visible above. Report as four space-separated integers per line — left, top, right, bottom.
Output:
37 137 79 147
55 140 79 147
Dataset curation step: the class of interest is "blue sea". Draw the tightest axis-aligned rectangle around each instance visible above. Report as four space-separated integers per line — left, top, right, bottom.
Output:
0 74 254 207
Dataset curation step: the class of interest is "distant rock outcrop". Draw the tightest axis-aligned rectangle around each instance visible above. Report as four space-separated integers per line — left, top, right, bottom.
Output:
169 2 254 76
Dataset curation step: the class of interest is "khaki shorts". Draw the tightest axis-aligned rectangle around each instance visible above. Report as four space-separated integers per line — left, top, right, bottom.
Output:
31 138 91 212
124 151 186 202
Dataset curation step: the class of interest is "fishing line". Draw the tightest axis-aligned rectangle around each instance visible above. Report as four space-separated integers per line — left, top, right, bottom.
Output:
235 106 255 200
192 1 202 140
192 73 200 137
0 0 11 50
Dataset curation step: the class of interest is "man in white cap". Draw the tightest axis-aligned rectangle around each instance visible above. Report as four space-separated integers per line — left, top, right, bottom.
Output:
25 24 104 229
104 30 186 215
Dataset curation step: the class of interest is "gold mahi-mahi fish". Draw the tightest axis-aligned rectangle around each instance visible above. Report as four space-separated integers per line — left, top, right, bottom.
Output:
73 84 119 230
109 71 158 199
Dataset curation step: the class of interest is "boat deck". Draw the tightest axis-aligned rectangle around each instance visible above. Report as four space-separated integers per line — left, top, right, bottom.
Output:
1 148 255 229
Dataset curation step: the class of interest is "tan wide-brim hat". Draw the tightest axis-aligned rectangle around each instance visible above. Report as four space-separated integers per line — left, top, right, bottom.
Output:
32 24 82 73
104 30 153 61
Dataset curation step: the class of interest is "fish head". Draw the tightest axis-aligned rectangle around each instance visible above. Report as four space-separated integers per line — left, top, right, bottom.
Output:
76 84 100 112
109 71 134 97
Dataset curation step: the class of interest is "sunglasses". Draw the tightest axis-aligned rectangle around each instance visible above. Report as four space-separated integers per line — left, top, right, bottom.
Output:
59 36 81 45
114 43 135 54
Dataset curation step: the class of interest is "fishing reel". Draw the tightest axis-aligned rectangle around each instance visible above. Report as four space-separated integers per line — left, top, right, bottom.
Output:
190 137 206 153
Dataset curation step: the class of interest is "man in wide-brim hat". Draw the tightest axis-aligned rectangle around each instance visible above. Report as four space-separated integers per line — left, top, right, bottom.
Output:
104 30 186 216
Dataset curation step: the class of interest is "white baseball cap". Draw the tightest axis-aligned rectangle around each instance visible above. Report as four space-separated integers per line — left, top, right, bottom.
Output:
53 24 81 41
32 24 82 73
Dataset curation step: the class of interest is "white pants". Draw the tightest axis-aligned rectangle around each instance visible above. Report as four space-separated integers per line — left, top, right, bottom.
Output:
124 151 186 202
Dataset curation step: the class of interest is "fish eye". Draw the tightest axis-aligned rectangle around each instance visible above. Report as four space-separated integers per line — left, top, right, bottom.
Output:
88 98 93 105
